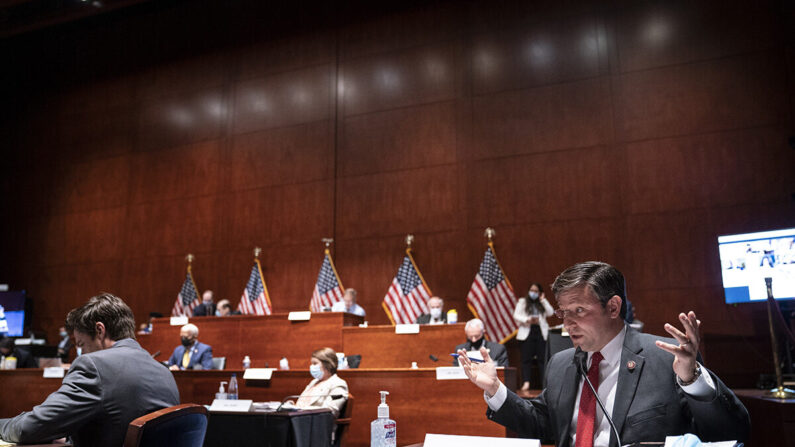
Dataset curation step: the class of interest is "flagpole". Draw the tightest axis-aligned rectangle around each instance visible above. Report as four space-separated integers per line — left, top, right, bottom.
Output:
253 247 272 309
185 253 198 292
322 238 344 290
405 234 433 295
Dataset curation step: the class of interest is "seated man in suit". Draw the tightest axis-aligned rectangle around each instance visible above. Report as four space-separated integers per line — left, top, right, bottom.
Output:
192 290 216 317
454 318 509 367
216 299 241 316
0 293 180 446
457 261 750 446
168 323 213 370
56 325 73 362
0 336 37 368
331 288 366 317
416 296 447 325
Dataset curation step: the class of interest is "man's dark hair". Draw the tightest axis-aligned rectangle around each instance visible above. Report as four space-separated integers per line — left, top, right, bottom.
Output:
551 261 627 319
65 293 136 341
0 336 14 352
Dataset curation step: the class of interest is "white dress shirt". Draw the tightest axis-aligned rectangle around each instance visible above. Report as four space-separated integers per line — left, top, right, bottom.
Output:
485 326 716 446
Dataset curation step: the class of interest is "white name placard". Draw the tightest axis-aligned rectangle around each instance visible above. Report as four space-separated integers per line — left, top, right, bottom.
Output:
395 324 420 334
170 316 189 326
209 399 253 412
243 368 276 380
435 367 468 380
43 367 65 378
288 311 311 321
425 434 539 447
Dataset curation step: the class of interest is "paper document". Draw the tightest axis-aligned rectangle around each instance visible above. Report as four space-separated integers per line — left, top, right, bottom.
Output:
425 434 539 447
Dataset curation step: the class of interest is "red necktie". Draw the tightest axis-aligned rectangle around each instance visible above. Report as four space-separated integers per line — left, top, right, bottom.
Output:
575 351 603 447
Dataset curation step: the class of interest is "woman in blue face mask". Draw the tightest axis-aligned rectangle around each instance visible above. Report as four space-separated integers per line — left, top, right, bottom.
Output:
513 283 555 391
294 347 349 418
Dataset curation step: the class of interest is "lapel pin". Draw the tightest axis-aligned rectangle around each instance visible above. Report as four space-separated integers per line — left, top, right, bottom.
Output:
627 360 636 371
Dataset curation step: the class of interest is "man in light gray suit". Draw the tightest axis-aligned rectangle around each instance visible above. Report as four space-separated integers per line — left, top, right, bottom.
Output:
458 262 750 447
0 293 180 446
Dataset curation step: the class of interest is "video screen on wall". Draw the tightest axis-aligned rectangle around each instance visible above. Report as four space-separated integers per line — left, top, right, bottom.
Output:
0 291 26 337
718 228 795 304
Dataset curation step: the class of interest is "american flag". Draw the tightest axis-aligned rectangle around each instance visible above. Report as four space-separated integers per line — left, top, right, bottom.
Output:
310 249 345 312
172 266 199 317
382 249 432 325
239 259 272 315
467 243 518 343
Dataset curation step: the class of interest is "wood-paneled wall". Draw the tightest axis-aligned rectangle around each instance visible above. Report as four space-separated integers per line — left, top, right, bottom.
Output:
1 0 793 381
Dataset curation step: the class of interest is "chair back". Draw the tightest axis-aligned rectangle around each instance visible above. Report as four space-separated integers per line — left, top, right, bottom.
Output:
334 393 354 447
123 403 208 447
212 356 226 370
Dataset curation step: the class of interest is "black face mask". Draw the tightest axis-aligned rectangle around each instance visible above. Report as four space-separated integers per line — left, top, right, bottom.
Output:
470 337 485 350
181 337 193 347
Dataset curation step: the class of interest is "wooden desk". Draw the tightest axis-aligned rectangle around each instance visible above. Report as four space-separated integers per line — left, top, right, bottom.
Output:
138 312 363 369
170 368 516 447
342 324 465 368
735 389 795 447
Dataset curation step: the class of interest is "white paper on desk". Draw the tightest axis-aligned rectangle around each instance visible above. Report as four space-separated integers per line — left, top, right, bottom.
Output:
664 436 737 447
395 324 420 334
435 367 468 380
243 368 276 380
209 399 253 412
425 433 540 447
43 366 65 378
288 311 311 321
170 316 188 326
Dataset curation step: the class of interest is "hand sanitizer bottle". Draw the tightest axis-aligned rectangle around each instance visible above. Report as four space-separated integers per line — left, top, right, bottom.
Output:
215 381 228 400
370 391 396 447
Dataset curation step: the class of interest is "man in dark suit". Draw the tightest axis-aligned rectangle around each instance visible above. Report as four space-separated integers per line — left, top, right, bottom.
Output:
192 290 216 317
454 318 509 367
416 296 447 325
458 262 750 446
0 293 180 446
168 323 213 370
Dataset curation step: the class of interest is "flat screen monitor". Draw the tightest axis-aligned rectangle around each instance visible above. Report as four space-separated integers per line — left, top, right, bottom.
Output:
718 228 795 304
0 291 26 337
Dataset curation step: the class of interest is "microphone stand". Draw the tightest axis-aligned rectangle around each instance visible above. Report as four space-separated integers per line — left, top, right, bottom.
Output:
575 348 623 447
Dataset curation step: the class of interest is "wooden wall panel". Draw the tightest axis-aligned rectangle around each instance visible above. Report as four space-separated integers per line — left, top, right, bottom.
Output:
469 77 613 159
0 0 793 391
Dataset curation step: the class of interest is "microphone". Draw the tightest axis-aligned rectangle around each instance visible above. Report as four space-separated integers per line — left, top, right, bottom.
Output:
429 355 439 362
150 351 161 359
573 347 622 447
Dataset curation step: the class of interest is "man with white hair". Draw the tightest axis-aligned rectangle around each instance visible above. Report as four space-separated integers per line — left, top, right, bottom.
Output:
453 318 509 367
416 296 447 324
167 323 213 370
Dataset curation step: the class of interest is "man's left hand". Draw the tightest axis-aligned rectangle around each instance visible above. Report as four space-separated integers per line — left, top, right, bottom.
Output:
655 311 701 383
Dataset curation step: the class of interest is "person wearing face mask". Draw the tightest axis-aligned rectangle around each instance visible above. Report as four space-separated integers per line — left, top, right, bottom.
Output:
513 283 555 391
56 325 73 362
0 336 37 368
453 318 509 367
292 347 349 417
0 293 179 446
415 296 447 324
167 323 213 371
192 290 216 317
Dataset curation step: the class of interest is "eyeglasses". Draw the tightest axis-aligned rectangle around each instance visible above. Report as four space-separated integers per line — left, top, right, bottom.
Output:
554 306 588 320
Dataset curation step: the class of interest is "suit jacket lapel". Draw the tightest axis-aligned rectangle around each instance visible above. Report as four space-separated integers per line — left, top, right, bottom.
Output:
611 327 645 447
557 358 579 447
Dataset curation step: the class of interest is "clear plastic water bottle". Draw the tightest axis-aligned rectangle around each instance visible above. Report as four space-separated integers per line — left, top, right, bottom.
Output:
243 356 251 369
228 373 238 400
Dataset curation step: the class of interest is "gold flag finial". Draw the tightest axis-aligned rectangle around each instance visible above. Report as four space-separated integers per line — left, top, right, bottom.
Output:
484 227 495 241
253 247 262 258
322 238 334 248
405 234 414 247
185 253 195 264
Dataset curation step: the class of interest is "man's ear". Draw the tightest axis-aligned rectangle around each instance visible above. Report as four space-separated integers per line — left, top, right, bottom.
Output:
608 296 622 319
95 322 107 339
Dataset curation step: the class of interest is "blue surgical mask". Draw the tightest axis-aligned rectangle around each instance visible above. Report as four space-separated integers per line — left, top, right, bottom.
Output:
215 310 222 316
309 364 324 380
60 331 68 338
528 291 539 300
76 347 82 357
